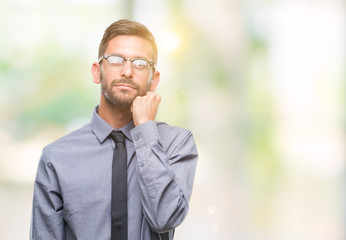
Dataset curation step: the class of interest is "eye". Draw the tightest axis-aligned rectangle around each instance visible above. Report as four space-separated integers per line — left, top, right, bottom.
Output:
107 56 124 65
132 59 148 69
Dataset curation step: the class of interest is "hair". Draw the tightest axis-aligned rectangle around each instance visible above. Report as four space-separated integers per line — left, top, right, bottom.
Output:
98 19 158 64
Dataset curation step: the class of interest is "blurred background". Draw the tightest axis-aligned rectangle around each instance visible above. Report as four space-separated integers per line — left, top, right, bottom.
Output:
0 0 345 239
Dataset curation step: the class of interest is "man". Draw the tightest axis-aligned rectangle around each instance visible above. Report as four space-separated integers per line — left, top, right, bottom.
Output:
30 19 198 240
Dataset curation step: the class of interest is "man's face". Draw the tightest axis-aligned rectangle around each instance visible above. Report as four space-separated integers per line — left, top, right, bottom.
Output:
98 35 157 109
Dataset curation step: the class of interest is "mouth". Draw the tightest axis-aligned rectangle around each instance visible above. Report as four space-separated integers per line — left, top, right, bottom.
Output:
114 84 137 91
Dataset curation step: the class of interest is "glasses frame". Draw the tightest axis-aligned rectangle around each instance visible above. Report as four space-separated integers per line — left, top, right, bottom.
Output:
98 54 155 76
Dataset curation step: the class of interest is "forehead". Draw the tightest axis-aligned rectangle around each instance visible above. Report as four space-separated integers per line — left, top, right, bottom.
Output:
105 35 153 60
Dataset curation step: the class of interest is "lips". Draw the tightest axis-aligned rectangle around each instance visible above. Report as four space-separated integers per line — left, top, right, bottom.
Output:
111 79 139 91
114 84 136 90
115 84 136 89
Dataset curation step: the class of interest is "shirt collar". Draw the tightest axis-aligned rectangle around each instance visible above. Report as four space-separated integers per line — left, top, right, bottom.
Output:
90 106 135 143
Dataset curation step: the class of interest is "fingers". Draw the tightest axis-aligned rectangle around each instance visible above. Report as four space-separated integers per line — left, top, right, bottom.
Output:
131 92 161 126
146 91 161 101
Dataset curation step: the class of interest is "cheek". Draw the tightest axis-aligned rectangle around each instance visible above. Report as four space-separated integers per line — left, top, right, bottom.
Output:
100 69 105 83
135 82 147 96
100 71 113 87
146 73 153 89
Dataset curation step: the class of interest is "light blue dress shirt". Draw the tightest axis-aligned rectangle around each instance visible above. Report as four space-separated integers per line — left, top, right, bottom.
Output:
30 107 198 240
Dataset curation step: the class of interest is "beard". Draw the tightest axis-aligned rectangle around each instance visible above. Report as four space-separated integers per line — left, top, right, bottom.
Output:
100 73 151 109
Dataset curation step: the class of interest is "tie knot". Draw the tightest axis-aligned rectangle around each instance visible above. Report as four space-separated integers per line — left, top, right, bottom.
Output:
110 131 125 143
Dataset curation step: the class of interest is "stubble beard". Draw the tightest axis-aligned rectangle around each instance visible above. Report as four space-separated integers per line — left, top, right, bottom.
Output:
100 73 152 109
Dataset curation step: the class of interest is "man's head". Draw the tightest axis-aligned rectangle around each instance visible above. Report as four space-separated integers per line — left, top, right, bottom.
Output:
92 19 160 109
98 19 158 65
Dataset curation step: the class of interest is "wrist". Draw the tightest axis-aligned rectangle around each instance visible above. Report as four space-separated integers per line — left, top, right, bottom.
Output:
134 118 150 127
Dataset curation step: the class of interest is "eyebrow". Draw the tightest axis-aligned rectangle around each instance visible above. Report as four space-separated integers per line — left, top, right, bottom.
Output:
108 53 150 61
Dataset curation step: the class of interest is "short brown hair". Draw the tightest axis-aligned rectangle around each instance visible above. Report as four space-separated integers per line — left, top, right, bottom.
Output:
98 19 158 64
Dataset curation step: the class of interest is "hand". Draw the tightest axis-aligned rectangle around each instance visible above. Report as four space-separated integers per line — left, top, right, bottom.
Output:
131 91 161 126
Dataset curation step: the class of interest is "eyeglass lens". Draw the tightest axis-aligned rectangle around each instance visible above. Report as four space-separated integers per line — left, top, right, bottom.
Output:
106 56 151 76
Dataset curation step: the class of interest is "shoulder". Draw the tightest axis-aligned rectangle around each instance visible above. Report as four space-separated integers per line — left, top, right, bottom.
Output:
43 123 92 153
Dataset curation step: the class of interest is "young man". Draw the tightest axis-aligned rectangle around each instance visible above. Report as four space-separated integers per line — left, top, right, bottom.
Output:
30 19 198 240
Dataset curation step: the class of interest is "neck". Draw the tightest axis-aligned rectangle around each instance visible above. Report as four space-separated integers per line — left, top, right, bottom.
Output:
97 96 133 129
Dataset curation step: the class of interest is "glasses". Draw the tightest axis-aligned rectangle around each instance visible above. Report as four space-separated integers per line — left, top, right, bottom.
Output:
98 54 155 76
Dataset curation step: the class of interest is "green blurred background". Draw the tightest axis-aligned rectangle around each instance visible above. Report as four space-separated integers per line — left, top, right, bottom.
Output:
0 0 345 239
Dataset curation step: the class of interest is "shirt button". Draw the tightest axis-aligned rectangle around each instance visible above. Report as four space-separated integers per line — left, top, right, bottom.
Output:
134 134 140 141
139 162 144 167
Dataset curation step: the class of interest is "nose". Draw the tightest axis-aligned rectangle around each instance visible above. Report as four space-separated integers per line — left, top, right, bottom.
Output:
120 60 133 78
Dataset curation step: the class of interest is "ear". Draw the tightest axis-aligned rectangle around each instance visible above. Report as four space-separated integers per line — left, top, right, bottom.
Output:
91 62 101 84
149 70 160 91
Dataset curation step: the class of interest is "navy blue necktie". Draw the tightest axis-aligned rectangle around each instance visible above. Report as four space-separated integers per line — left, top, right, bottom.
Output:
110 131 128 240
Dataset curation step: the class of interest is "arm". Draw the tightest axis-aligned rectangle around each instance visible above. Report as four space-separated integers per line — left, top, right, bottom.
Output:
130 121 198 233
30 148 65 240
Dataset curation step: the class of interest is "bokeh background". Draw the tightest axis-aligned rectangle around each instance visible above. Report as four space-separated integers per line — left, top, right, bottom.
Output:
0 0 345 239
